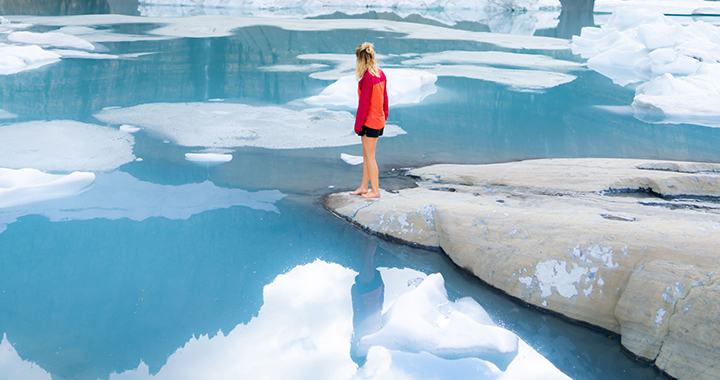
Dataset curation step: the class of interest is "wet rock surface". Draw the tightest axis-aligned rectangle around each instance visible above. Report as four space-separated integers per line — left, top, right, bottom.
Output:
325 158 720 380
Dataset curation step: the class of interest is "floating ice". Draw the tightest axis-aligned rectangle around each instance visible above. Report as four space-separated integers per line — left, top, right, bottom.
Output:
0 120 135 172
258 63 328 72
8 31 95 50
595 0 720 16
0 108 17 119
94 102 407 149
572 7 720 127
0 171 285 234
423 65 576 92
0 168 95 209
341 153 363 165
0 334 51 380
358 273 519 370
51 49 119 59
184 152 233 165
305 69 437 107
401 51 583 72
139 0 560 11
0 43 61 75
4 15 570 50
107 261 569 380
119 124 141 133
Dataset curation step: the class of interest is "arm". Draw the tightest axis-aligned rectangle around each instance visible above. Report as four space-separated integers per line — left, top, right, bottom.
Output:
355 73 372 134
383 79 389 121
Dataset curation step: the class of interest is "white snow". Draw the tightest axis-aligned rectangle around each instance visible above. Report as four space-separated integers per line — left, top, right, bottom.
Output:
304 69 437 108
0 168 95 209
184 152 233 165
654 308 666 325
533 260 589 299
0 334 51 380
572 7 720 128
94 102 407 149
0 171 285 234
0 120 136 172
8 31 95 50
341 153 363 165
0 43 61 75
106 261 570 380
119 124 141 133
595 0 720 16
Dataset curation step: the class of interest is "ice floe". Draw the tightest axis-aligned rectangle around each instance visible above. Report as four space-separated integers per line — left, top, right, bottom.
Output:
185 152 233 165
0 171 285 234
305 69 437 108
139 0 560 11
0 108 17 119
0 120 136 172
572 7 720 127
595 0 720 16
0 168 95 209
425 65 576 91
107 260 570 380
4 15 570 50
0 334 51 380
119 124 141 133
94 102 407 149
401 51 583 72
0 43 61 75
341 153 363 165
7 31 95 50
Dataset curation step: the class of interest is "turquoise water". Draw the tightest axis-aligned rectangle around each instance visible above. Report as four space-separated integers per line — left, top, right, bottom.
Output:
2 2 717 379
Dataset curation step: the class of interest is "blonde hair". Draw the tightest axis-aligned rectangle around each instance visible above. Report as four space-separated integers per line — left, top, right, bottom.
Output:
356 42 379 80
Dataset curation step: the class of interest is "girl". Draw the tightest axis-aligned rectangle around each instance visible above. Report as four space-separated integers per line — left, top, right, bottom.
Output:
352 42 388 199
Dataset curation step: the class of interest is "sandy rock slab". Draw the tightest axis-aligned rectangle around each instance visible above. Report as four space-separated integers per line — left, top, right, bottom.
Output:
324 158 720 380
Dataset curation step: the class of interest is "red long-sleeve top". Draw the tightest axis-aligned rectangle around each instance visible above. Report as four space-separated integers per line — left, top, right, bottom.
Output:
354 69 388 135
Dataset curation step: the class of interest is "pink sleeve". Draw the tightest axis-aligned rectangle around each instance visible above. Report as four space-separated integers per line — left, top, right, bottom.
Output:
383 74 389 121
355 73 372 134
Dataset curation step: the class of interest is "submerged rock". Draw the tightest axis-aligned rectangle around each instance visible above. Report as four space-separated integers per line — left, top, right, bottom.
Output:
325 158 720 380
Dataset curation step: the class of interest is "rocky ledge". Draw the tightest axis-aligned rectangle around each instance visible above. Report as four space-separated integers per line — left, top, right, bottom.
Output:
324 158 720 380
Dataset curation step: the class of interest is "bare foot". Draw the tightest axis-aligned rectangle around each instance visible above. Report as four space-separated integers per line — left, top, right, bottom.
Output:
360 191 381 199
351 188 369 195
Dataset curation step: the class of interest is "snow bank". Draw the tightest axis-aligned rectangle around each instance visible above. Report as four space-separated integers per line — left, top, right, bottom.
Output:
94 102 407 149
0 334 51 380
0 168 95 209
0 120 136 172
7 31 95 50
572 7 720 127
305 69 437 108
0 171 285 234
0 43 61 75
595 0 720 16
107 261 570 380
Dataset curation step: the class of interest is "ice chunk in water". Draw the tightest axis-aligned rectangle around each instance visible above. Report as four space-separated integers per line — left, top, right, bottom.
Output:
0 108 17 119
358 273 519 370
304 69 437 108
341 153 363 165
119 124 140 133
94 102 407 149
0 168 95 209
0 120 135 172
0 334 51 380
0 44 61 75
8 31 95 50
184 153 233 165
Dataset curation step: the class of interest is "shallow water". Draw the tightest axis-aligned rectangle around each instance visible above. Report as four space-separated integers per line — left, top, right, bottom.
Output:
1 1 717 379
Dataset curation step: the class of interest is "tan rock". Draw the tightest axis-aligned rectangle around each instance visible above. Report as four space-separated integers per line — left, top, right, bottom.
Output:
325 158 720 380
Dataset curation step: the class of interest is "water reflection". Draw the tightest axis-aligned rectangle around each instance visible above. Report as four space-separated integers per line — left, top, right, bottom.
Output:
350 237 384 366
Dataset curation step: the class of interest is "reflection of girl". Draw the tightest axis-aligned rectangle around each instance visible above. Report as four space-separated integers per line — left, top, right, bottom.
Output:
350 237 384 366
351 42 388 199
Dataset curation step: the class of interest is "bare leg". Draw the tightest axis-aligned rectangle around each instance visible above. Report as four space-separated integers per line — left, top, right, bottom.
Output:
351 146 370 195
361 135 380 198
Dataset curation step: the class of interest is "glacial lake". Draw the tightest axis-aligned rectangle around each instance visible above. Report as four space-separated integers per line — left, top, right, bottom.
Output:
1 1 718 379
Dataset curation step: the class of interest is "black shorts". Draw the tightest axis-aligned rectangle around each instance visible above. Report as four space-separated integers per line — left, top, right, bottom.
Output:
359 126 384 138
